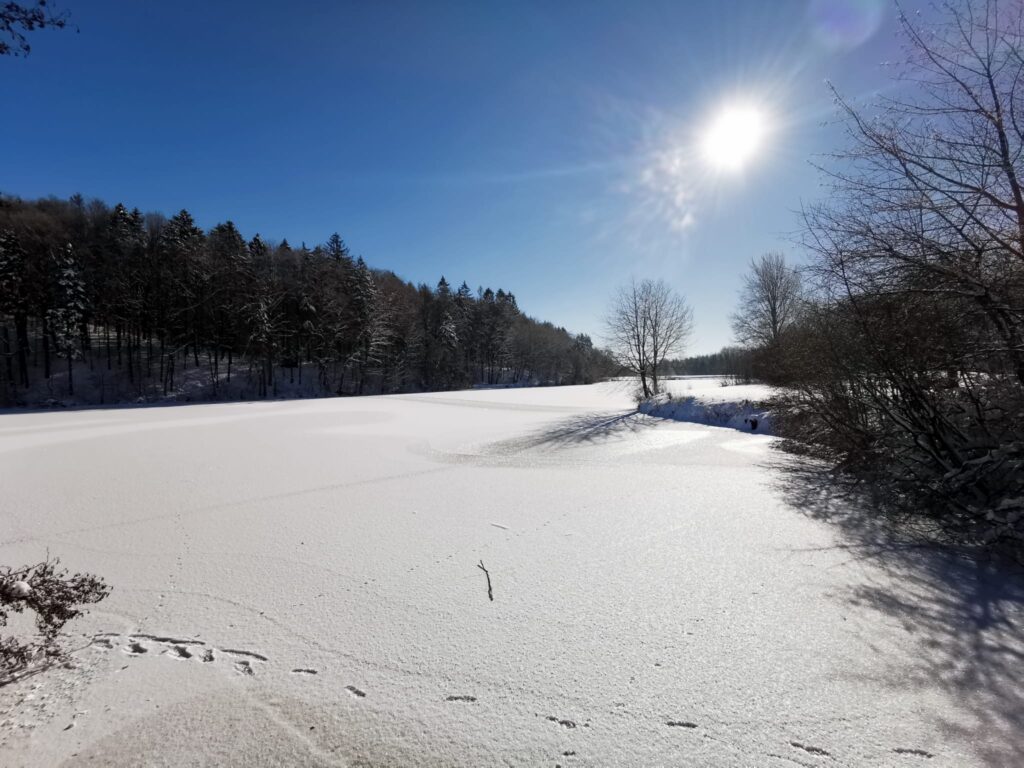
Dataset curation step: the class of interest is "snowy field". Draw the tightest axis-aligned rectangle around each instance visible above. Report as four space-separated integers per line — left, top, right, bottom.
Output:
1 379 1022 766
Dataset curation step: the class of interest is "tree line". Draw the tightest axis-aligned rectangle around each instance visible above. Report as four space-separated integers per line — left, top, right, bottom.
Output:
0 195 615 405
662 348 754 381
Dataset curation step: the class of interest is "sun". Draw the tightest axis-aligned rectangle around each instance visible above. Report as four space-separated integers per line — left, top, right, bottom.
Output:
700 103 768 173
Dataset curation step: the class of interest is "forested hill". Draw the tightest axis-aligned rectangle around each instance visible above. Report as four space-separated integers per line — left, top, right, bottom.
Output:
0 195 615 406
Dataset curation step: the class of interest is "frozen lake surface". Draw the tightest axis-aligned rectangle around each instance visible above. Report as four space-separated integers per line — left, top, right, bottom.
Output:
1 379 1021 766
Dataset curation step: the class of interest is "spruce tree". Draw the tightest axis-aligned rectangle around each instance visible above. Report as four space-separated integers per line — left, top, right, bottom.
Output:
46 243 85 396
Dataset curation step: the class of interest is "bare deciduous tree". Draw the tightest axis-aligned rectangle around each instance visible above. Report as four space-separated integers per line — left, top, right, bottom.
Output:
782 0 1024 546
605 278 693 398
731 252 802 349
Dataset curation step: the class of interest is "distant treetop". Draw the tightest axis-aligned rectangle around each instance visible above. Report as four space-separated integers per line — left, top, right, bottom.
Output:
1 1 72 57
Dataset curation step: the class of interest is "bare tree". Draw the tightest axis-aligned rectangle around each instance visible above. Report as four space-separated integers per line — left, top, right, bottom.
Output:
606 280 651 395
605 278 693 398
1 2 71 56
646 279 695 394
806 0 1024 385
731 252 802 349
784 0 1024 546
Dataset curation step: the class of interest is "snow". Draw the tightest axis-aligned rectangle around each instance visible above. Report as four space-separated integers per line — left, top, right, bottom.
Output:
661 376 774 404
640 388 775 434
1 379 1022 766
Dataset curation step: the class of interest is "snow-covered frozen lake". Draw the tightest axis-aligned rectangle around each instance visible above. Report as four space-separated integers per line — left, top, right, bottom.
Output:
1 379 1021 766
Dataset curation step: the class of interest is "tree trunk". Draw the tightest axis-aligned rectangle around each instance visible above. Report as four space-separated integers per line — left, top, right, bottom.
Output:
42 314 51 381
127 330 134 384
14 313 28 387
0 324 12 403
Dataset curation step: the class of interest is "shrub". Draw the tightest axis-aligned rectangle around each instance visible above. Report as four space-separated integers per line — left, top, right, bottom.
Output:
1 557 110 680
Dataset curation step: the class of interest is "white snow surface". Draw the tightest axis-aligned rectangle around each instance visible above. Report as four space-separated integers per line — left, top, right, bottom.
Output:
1 378 1022 767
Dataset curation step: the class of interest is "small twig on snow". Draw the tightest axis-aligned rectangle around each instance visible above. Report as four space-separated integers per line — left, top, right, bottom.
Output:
476 560 493 602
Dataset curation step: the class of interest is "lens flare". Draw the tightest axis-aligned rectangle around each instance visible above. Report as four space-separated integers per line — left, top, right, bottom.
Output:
808 0 884 52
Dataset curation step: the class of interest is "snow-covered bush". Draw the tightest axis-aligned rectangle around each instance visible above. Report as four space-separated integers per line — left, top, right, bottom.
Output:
1 557 110 680
760 3 1024 556
639 393 772 434
769 375 1024 551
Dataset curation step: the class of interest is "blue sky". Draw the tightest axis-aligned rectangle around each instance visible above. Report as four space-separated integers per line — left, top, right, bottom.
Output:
2 0 903 354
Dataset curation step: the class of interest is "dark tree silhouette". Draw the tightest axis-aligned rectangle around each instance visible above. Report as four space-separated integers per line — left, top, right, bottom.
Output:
0 194 616 405
1 1 71 56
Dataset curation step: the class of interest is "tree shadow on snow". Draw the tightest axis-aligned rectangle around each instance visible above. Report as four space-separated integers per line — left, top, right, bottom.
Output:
499 410 657 452
776 458 1024 767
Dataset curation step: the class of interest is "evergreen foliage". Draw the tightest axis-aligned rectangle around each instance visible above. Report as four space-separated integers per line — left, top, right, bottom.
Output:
0 195 615 404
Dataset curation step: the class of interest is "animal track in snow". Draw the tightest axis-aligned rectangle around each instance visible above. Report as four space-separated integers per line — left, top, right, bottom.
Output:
91 631 343 691
445 695 476 702
666 721 698 729
894 748 934 759
222 648 268 662
546 716 577 729
132 633 204 646
92 633 267 676
345 685 366 698
790 741 831 758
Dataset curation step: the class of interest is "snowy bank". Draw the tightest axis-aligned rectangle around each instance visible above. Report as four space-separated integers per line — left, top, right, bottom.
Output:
638 392 774 434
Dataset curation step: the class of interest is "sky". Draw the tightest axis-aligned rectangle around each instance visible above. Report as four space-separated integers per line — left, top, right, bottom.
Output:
1 0 906 354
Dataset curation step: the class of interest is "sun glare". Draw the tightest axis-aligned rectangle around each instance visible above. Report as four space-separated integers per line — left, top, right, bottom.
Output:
700 103 768 173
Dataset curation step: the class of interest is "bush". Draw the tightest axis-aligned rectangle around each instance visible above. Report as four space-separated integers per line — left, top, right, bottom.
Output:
1 557 111 680
756 2 1024 555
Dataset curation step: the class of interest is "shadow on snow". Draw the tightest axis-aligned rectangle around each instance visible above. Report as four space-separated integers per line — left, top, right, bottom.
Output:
777 458 1024 767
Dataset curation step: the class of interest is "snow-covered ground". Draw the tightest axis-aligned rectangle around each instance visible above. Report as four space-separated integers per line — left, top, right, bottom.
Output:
1 379 1022 767
661 376 774 404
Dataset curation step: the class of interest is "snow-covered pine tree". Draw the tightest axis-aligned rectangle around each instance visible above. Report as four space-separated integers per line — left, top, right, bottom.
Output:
46 243 85 396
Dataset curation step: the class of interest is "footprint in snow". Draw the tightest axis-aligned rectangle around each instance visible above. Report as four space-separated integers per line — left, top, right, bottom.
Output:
93 632 266 677
445 695 476 702
345 685 366 698
222 648 268 662
666 721 698 729
790 741 831 758
132 633 204 646
291 668 318 676
894 748 934 759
